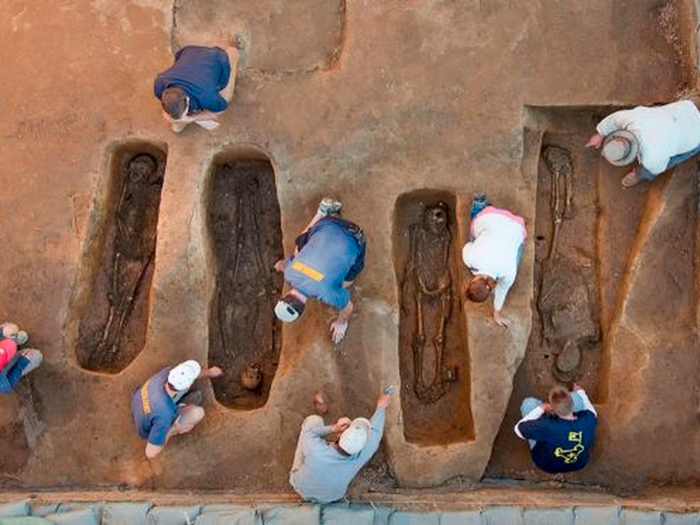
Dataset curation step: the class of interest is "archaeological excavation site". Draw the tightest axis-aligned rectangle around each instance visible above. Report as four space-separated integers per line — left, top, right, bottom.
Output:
3 0 700 523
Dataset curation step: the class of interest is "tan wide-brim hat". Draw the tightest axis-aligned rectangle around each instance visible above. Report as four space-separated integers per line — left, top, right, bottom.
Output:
602 130 639 167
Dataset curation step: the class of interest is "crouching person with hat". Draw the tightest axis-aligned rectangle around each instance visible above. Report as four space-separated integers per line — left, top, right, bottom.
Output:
131 360 223 458
514 383 597 474
274 198 366 344
0 322 43 394
586 99 700 188
289 389 392 503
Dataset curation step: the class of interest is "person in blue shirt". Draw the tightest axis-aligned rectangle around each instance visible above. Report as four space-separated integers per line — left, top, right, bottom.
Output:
131 360 222 458
274 198 366 344
153 40 241 133
289 388 393 503
514 383 597 474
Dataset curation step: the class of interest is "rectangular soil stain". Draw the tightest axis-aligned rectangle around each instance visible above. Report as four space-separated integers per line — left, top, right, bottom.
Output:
393 190 473 445
207 159 284 409
486 110 648 480
76 147 166 373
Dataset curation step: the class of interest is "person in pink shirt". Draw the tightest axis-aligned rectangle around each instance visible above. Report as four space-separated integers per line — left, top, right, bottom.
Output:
0 322 42 393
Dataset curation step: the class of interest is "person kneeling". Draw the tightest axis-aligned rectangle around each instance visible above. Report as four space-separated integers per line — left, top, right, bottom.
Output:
289 389 392 503
0 322 43 394
131 360 222 458
514 383 597 474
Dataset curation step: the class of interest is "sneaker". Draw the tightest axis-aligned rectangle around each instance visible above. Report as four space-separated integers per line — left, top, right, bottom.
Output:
473 192 488 205
318 198 342 216
19 349 42 377
14 330 28 346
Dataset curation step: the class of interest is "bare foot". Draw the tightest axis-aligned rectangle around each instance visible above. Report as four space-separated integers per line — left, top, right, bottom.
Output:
313 392 328 416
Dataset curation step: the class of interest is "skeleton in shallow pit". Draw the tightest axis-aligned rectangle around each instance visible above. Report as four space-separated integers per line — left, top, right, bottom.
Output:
90 154 163 368
402 202 456 403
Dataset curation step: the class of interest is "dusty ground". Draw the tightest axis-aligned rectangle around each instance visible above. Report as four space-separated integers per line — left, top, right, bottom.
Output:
0 0 699 498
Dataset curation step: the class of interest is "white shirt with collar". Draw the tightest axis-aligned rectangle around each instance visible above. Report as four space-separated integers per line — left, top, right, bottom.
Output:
596 100 700 176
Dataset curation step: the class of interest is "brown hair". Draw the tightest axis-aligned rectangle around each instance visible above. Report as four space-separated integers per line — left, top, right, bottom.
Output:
548 385 573 418
466 276 496 303
161 87 187 119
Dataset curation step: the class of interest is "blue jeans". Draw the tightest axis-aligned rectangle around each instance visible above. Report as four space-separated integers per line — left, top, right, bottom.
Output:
0 355 30 394
637 143 700 181
520 393 585 448
470 196 490 220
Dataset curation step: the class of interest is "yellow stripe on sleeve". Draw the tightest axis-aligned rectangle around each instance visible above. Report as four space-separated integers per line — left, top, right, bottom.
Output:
292 261 325 282
141 380 151 415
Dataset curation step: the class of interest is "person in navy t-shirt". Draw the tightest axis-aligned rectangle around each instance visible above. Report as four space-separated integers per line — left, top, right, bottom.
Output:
514 384 597 474
153 40 241 133
131 360 223 458
274 198 366 344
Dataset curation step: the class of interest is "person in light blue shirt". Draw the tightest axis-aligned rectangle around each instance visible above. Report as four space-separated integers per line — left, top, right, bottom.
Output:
289 389 392 503
274 198 366 343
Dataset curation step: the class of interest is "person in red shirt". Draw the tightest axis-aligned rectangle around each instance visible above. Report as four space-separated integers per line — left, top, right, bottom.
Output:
0 322 42 394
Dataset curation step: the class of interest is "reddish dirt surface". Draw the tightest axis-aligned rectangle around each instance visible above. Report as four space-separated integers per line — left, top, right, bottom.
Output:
0 0 698 499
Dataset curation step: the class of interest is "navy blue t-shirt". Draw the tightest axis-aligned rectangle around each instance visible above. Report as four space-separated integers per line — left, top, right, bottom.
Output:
518 411 597 473
131 367 178 446
284 219 362 309
154 46 231 114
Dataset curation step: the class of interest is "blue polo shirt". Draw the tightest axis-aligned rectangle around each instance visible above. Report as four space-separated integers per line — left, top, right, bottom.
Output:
154 46 231 114
517 411 597 473
284 220 361 310
131 367 177 446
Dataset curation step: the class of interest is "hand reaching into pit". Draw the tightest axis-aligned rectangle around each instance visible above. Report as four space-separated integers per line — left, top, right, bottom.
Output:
204 366 223 379
585 133 604 149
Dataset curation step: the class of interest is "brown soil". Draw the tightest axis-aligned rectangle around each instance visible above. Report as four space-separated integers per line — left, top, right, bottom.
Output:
76 147 166 373
393 190 473 445
206 159 284 409
485 108 692 486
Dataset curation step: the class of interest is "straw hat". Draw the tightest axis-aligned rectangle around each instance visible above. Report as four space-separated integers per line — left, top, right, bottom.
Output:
602 130 639 166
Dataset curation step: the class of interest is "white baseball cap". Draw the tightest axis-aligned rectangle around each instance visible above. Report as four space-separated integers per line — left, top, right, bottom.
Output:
168 360 201 391
602 130 639 166
339 417 372 455
274 294 305 323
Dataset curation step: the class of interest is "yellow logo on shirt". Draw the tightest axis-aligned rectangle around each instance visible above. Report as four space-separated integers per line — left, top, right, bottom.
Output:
141 380 151 415
292 261 325 282
554 431 585 464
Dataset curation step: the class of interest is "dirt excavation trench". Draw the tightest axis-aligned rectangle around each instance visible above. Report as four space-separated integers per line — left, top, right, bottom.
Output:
206 158 284 410
393 190 473 445
75 145 167 374
5 0 700 501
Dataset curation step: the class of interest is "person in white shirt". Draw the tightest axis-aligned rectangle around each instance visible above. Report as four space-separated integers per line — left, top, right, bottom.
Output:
462 194 526 328
586 100 700 188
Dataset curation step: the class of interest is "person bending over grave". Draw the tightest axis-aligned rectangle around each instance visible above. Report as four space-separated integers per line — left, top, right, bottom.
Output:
0 322 43 394
586 99 700 188
274 198 366 344
131 360 223 459
289 389 392 503
154 37 242 134
514 383 597 474
462 193 526 328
